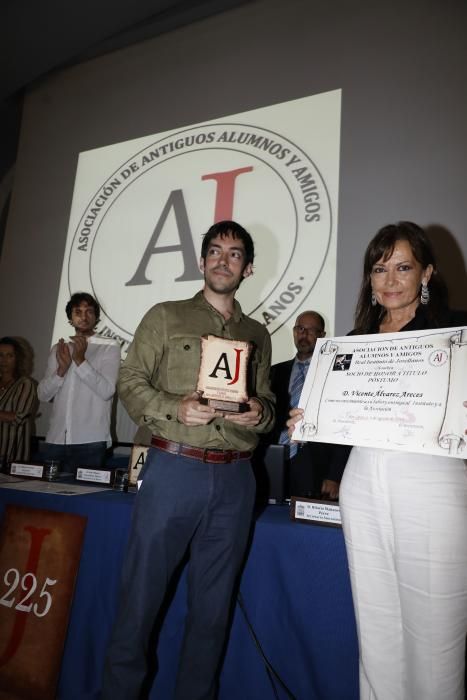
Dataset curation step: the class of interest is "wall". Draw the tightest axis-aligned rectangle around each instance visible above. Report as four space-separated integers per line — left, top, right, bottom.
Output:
1 0 466 437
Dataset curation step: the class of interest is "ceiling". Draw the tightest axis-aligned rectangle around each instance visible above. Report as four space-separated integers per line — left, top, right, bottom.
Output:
0 0 249 100
0 0 249 173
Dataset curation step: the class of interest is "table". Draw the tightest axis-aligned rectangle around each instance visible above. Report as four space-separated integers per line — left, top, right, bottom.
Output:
0 485 359 700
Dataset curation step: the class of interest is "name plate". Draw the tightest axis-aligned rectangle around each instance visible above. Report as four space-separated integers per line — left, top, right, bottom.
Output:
197 335 251 413
75 468 112 484
290 497 342 528
10 462 44 479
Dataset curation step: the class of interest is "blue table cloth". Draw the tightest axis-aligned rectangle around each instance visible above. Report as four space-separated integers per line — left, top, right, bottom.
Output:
0 486 358 699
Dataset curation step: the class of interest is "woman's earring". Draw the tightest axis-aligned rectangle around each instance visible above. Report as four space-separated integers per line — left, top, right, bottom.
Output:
371 291 377 306
420 280 430 305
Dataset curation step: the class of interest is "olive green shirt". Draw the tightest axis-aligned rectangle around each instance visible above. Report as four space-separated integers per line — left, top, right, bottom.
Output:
118 291 275 451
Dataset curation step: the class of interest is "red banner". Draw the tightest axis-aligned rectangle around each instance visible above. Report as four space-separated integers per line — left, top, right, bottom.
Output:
0 505 87 700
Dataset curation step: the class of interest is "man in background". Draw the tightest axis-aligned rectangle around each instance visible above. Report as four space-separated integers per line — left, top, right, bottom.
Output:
269 310 343 499
38 292 120 472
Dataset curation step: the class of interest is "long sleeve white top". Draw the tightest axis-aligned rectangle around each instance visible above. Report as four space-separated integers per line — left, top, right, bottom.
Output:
38 336 121 446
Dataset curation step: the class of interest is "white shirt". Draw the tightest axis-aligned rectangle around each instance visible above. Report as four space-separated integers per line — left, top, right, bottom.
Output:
37 336 121 446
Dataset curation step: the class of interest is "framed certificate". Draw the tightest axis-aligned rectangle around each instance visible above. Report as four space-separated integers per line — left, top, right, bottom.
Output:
292 326 467 458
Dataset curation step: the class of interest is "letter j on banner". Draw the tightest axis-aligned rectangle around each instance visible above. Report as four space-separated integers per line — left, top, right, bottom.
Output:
0 506 87 700
51 89 341 364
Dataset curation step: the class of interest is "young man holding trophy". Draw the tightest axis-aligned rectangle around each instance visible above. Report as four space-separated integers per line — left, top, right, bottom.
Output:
102 221 275 700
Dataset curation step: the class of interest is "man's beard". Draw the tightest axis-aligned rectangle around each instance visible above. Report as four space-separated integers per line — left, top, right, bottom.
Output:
204 269 241 295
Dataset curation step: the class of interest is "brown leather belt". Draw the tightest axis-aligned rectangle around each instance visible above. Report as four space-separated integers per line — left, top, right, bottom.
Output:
151 436 251 464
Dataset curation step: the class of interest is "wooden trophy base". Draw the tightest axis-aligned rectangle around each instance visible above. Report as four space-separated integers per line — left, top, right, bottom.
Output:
200 397 249 413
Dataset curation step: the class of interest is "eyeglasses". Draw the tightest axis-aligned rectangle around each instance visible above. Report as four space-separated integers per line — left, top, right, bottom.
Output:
293 325 323 335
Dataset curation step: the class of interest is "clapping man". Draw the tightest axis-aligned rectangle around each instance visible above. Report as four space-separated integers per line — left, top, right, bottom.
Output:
38 292 120 473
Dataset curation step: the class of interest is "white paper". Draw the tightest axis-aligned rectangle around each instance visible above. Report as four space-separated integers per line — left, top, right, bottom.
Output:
293 327 467 458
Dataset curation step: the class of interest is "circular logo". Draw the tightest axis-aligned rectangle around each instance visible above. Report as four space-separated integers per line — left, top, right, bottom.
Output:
67 122 333 352
429 349 448 366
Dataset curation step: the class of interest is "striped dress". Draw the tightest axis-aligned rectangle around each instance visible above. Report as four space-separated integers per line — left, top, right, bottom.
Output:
0 376 37 463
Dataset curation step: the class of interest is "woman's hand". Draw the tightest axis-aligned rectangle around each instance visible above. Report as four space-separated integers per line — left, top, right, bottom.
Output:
286 407 304 438
0 410 16 423
321 479 339 501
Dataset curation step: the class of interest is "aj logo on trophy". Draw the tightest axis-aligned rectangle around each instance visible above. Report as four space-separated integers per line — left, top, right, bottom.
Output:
197 336 251 412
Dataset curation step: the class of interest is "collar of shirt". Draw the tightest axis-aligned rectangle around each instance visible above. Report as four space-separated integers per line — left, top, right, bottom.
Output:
193 290 244 324
293 358 310 371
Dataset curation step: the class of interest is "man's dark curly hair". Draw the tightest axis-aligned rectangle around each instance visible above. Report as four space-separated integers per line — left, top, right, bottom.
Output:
201 220 255 267
65 293 100 324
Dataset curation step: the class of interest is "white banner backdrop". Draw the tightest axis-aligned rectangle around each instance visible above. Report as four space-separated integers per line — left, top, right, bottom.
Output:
51 89 341 440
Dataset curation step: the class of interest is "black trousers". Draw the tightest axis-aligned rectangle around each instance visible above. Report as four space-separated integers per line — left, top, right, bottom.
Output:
288 444 324 498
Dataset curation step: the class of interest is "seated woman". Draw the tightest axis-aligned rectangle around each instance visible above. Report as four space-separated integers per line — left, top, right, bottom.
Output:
0 337 38 465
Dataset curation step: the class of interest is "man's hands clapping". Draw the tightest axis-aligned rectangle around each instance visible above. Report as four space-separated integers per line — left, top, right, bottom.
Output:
56 335 88 377
56 339 72 377
69 335 88 365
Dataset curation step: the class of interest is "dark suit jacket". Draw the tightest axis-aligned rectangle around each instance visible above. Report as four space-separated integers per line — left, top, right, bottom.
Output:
261 358 348 496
